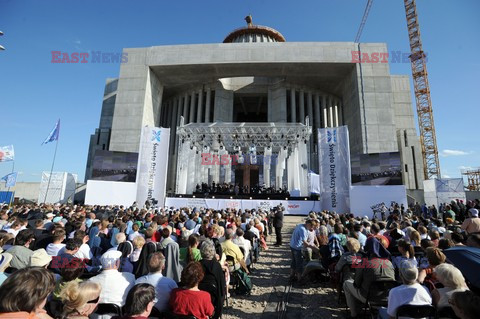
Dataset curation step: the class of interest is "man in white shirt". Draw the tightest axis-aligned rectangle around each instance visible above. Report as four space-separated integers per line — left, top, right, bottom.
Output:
73 230 93 260
135 252 177 312
46 228 66 256
378 260 432 319
89 250 135 317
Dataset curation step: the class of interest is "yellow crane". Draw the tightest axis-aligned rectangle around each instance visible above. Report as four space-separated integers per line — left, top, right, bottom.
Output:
355 0 441 180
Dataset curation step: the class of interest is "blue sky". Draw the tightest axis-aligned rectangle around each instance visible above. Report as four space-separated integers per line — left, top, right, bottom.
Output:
0 0 479 183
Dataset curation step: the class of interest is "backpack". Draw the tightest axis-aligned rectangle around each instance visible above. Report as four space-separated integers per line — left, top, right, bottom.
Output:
234 268 253 295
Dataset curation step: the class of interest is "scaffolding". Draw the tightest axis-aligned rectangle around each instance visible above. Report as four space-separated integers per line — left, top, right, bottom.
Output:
461 168 480 191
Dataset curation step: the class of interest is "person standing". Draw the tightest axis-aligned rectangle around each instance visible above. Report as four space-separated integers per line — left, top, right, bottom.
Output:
273 207 284 246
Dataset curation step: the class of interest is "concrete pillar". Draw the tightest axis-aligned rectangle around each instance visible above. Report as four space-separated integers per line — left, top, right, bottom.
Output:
165 101 172 127
307 92 313 126
334 99 339 127
189 91 196 123
183 93 189 123
196 89 203 123
299 90 305 124
268 86 287 122
338 100 343 126
290 88 296 123
314 94 321 130
322 95 327 128
176 96 183 126
328 96 334 128
204 89 211 123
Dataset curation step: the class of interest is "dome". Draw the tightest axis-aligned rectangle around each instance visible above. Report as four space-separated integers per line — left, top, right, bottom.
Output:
223 16 286 43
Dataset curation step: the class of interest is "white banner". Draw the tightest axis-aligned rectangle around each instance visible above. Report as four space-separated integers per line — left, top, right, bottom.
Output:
136 127 170 207
349 185 407 218
85 180 137 207
165 197 321 215
318 126 351 213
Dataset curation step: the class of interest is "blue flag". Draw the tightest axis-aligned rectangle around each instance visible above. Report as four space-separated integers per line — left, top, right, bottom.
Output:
1 172 17 187
42 119 60 145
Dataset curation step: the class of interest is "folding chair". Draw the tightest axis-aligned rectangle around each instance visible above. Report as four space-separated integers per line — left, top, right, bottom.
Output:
437 306 460 319
93 303 123 317
363 279 399 318
395 304 436 319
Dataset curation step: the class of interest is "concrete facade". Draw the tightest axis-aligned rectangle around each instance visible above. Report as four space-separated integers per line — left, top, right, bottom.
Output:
86 33 424 192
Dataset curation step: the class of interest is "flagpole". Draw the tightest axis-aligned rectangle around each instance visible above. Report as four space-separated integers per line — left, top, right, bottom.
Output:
43 137 59 204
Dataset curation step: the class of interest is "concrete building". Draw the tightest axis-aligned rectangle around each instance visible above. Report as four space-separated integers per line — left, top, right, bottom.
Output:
85 18 424 196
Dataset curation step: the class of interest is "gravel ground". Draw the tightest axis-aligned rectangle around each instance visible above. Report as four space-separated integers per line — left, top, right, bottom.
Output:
222 216 345 319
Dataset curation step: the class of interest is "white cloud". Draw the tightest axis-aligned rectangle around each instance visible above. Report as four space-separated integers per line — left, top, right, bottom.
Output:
458 165 474 171
440 149 472 157
443 174 451 178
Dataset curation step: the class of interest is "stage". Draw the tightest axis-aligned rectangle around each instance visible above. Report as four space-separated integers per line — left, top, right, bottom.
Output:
165 196 320 215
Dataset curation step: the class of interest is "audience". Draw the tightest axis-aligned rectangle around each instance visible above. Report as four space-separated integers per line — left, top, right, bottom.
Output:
1 199 480 319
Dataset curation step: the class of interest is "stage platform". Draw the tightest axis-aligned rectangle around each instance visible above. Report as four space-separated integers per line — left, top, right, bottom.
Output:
170 193 311 201
165 197 320 215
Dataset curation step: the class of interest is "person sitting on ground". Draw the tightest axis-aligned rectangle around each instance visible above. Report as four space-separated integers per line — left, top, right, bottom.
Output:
88 250 136 308
343 236 395 319
378 260 432 319
135 252 178 313
169 261 214 319
6 229 35 270
113 283 156 319
431 263 469 309
0 267 55 319
449 290 480 319
60 281 102 319
46 228 66 257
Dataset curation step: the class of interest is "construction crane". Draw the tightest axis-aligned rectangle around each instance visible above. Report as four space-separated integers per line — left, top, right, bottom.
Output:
404 0 441 180
462 168 480 191
355 0 374 43
355 0 441 181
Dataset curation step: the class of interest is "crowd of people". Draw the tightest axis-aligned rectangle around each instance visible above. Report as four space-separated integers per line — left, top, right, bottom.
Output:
0 202 284 318
288 199 480 319
0 198 479 319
